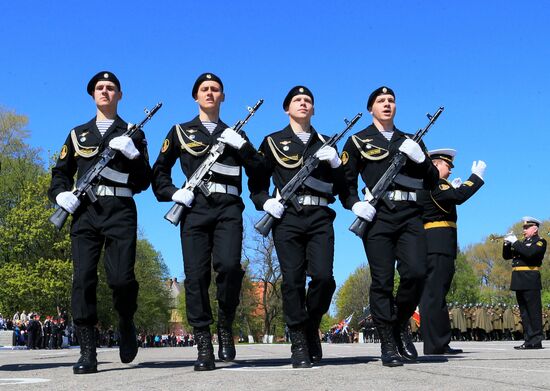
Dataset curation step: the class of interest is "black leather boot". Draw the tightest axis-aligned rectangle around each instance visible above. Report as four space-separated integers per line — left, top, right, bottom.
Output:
194 327 215 371
217 326 236 362
376 325 403 367
119 317 138 364
306 319 322 364
73 326 98 374
394 321 418 362
289 326 312 368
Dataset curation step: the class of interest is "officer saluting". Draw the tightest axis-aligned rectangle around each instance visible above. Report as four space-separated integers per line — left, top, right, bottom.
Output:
251 86 343 368
152 73 263 371
417 149 485 355
48 71 151 373
340 86 439 367
503 216 547 349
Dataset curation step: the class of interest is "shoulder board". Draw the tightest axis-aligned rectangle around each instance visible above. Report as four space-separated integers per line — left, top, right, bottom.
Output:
537 241 544 247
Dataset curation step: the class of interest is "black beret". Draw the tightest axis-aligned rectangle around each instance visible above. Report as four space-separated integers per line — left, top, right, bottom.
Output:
192 72 223 99
367 86 395 110
283 86 314 110
87 71 121 96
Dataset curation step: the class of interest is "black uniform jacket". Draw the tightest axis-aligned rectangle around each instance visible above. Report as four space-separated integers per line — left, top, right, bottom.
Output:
48 116 151 202
503 235 546 290
418 174 484 255
340 124 439 210
152 115 262 201
250 125 345 210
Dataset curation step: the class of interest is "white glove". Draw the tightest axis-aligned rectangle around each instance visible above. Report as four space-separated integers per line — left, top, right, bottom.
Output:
172 188 195 208
471 160 486 180
451 178 462 189
316 146 341 168
398 139 425 163
263 198 284 219
352 201 376 222
55 191 80 214
504 234 518 244
109 136 140 159
219 128 246 150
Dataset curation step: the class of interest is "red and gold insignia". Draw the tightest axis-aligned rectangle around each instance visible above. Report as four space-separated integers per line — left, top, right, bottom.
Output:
341 151 349 165
60 145 68 160
161 139 170 153
439 184 450 191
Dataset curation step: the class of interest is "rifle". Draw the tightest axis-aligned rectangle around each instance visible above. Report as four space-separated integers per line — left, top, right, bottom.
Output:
254 113 362 237
49 102 163 230
164 99 264 226
348 107 444 237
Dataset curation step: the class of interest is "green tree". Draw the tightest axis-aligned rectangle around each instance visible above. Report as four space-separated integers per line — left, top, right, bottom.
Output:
334 263 371 330
447 252 480 304
0 107 43 226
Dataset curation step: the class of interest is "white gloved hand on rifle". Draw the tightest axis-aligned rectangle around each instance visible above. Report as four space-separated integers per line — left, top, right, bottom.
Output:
398 139 425 163
263 198 284 219
109 136 140 159
316 146 341 168
219 128 246 150
352 201 376 222
56 191 80 214
172 188 195 208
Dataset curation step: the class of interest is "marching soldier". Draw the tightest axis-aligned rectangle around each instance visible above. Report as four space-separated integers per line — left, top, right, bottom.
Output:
152 73 263 371
418 149 485 354
502 303 515 340
250 86 343 368
49 71 150 373
503 216 547 349
341 86 439 366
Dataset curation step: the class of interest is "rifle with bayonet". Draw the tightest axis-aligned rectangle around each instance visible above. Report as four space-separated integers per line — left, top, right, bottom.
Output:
254 112 363 237
49 102 163 230
348 106 444 238
164 99 264 226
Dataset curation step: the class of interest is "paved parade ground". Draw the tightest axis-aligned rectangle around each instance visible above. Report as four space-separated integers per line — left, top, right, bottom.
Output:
1 341 549 390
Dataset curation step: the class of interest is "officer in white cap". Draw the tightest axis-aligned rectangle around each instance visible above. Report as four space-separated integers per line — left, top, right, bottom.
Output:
418 149 485 355
503 216 546 349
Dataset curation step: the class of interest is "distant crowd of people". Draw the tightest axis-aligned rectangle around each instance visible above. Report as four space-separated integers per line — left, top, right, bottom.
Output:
358 303 550 344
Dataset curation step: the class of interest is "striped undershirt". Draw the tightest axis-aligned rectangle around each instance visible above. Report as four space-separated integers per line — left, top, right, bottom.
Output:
380 130 394 141
295 132 311 144
96 120 114 136
202 121 217 134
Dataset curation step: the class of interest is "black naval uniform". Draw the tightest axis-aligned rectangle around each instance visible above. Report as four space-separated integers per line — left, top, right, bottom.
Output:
342 125 438 328
251 125 343 364
48 116 151 326
152 116 262 329
417 174 484 354
341 124 438 364
503 234 546 347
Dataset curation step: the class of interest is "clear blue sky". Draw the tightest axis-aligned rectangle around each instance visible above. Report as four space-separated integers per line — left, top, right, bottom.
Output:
2 1 550 288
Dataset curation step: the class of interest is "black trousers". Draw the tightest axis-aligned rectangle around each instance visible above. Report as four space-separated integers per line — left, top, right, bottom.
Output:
272 206 337 327
420 252 455 353
361 203 427 327
515 289 543 345
71 197 139 326
181 193 245 328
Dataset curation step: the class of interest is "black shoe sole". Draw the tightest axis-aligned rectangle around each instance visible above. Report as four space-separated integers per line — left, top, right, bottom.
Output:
73 367 98 374
292 363 312 368
194 364 216 371
382 361 404 367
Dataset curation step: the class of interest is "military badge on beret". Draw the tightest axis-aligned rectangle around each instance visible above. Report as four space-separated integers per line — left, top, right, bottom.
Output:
161 139 170 153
